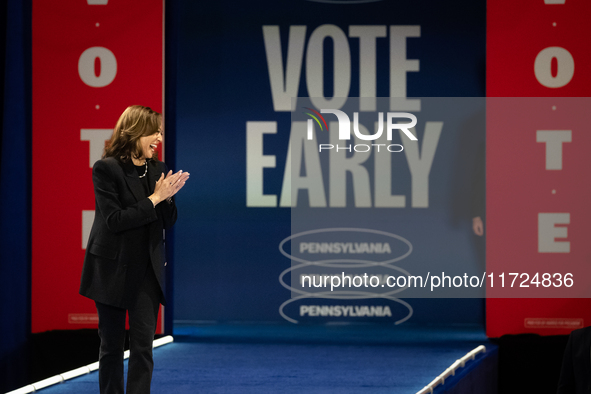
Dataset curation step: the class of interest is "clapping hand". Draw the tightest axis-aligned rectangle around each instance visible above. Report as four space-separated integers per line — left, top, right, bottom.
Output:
151 170 190 205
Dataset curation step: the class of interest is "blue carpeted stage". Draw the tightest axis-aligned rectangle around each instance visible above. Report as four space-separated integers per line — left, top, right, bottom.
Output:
35 325 496 394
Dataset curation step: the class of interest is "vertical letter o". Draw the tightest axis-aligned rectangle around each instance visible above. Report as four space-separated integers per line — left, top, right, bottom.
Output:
78 47 117 87
534 47 574 88
306 24 351 109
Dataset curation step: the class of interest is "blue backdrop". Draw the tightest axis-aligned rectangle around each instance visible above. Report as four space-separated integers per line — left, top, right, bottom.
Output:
171 0 486 324
0 0 31 391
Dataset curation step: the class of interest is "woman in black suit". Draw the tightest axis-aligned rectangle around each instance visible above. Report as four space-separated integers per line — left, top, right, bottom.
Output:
79 105 189 394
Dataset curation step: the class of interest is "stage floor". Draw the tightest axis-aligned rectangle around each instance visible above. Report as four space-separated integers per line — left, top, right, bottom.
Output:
37 324 495 394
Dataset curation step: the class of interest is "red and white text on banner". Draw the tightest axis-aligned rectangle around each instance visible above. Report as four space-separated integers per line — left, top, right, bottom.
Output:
32 0 164 333
486 0 591 337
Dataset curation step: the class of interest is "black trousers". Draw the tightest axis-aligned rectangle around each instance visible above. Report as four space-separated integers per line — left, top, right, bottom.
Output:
95 266 161 394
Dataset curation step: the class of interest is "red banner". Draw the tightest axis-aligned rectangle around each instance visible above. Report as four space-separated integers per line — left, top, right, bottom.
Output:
487 0 591 337
32 0 164 333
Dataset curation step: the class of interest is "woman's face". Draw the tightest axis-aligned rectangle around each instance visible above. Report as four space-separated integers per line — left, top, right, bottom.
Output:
139 125 163 160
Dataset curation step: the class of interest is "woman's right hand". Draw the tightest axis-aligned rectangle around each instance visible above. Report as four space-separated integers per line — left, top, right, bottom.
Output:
472 216 484 236
150 170 190 205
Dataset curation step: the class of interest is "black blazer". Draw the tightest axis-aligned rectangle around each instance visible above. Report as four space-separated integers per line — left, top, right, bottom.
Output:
79 157 177 309
557 326 591 394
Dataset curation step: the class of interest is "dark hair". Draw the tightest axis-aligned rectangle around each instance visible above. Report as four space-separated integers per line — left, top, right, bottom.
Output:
103 105 161 162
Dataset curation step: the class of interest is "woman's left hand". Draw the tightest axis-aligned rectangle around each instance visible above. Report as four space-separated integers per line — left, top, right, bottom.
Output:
150 170 190 205
164 170 190 198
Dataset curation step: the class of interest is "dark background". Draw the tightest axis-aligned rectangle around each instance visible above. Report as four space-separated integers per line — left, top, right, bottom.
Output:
0 1 571 393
